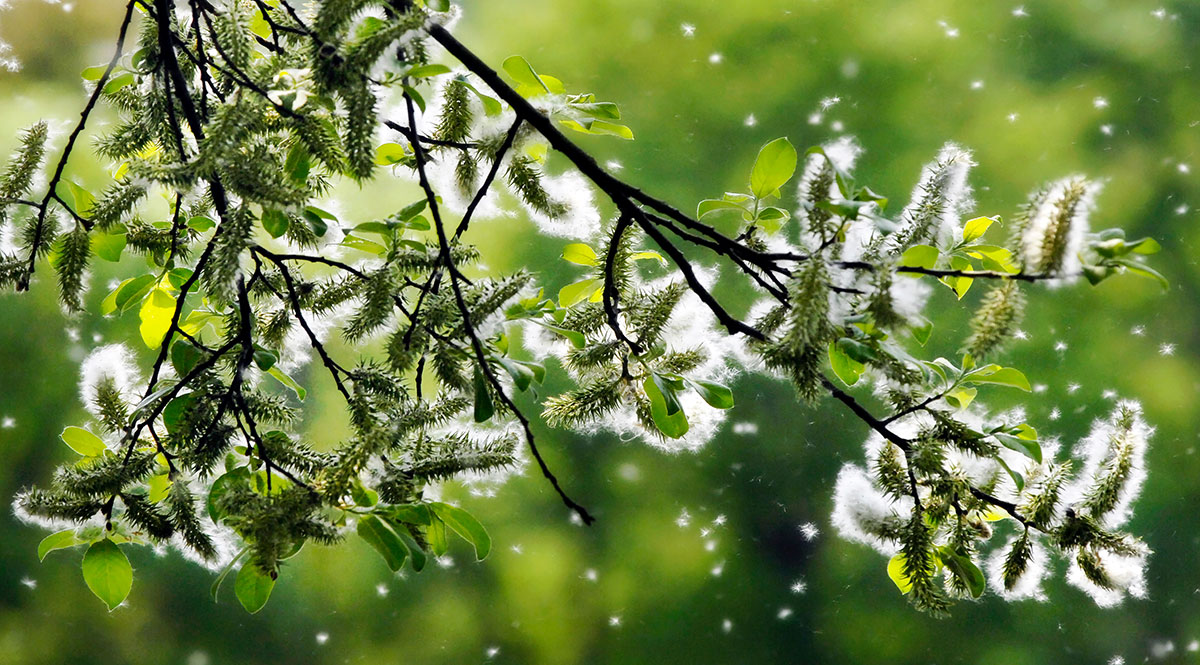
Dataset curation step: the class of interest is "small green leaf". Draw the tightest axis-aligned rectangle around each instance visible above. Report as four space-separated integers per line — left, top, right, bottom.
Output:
961 216 996 242
696 199 747 219
995 433 1043 464
431 502 492 560
828 340 865 386
234 564 275 614
406 63 451 78
966 366 1031 391
561 243 598 267
374 142 407 166
750 137 797 198
357 515 409 572
61 426 107 457
102 72 136 95
210 547 248 601
501 55 551 94
898 244 939 271
687 379 734 409
938 546 986 599
92 232 127 262
944 386 978 410
38 530 82 561
996 456 1025 492
81 65 108 81
261 209 289 239
473 366 494 423
267 367 307 400
887 553 913 594
171 339 203 377
643 375 689 439
558 278 603 307
81 539 133 611
284 143 311 185
138 287 176 348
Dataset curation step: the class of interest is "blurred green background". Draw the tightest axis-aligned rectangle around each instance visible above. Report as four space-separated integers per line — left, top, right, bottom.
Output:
1 0 1198 663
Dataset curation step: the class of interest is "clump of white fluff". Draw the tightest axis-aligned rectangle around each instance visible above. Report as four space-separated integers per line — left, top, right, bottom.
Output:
79 343 139 419
1066 549 1149 608
1019 175 1101 284
986 535 1050 602
515 169 601 240
893 142 975 251
1061 400 1150 529
830 464 911 555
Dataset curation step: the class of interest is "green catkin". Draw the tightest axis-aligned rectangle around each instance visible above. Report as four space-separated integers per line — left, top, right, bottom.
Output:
962 281 1025 359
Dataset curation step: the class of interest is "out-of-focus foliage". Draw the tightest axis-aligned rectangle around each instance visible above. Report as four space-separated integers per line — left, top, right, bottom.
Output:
0 0 1195 663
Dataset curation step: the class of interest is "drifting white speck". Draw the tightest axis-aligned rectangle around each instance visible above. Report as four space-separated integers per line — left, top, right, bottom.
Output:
1159 343 1176 356
1187 640 1199 652
609 615 622 627
1033 384 1047 394
819 96 841 110
1013 329 1029 340
708 52 723 65
569 512 584 526
713 514 727 526
375 583 389 597
1055 341 1069 352
777 607 794 620
1012 5 1029 17
1049 408 1061 421
1150 640 1175 659
1151 8 1168 20
841 59 860 78
605 160 623 172
1131 325 1145 336
676 509 692 528
583 568 598 582
510 544 523 554
1007 112 1020 122
1101 124 1114 136
1 417 14 429
831 120 845 132
20 577 36 589
711 563 724 577
970 80 984 90
1067 382 1081 394
721 618 733 633
486 646 501 659
618 463 640 482
1175 204 1189 215
807 112 823 125
1108 656 1125 665
704 540 717 552
315 633 329 646
1178 163 1191 174
700 527 711 538
790 579 807 594
744 114 757 127
65 327 80 342
799 522 820 541
1102 389 1117 400
1093 96 1109 109
937 20 960 38
680 23 696 38
732 422 758 435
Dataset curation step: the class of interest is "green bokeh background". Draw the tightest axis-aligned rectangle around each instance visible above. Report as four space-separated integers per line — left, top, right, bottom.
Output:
1 1 1197 663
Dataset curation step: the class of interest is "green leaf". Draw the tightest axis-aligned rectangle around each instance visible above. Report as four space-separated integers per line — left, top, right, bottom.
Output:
944 386 977 410
207 468 248 522
495 356 536 392
431 503 492 560
887 553 913 594
55 179 95 218
81 539 132 611
253 348 279 371
284 143 311 185
938 547 986 599
542 323 586 348
171 339 203 377
755 206 791 233
267 367 307 400
966 366 1031 391
961 216 996 242
910 316 933 346
828 340 865 386
561 243 598 267
898 244 939 271
687 379 734 409
61 426 107 457
147 473 171 503
996 456 1025 492
102 72 135 95
1114 258 1169 290
1128 237 1162 255
995 433 1043 464
749 137 797 198
558 278 603 307
473 366 494 423
406 63 451 78
92 232 127 263
210 547 248 601
188 215 216 232
374 142 407 166
356 515 409 572
112 274 156 314
630 250 667 266
38 530 82 561
643 375 689 439
402 85 426 112
261 209 289 239
234 564 275 614
386 523 427 572
138 287 176 348
502 55 551 94
81 65 108 81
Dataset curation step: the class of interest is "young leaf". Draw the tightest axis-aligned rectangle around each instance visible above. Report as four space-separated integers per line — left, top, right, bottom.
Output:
138 287 176 348
357 515 409 572
473 366 494 423
430 502 492 560
38 530 82 561
234 564 275 614
687 379 734 409
887 553 913 594
750 137 797 198
643 375 688 438
81 539 132 611
561 243 598 267
61 426 107 457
